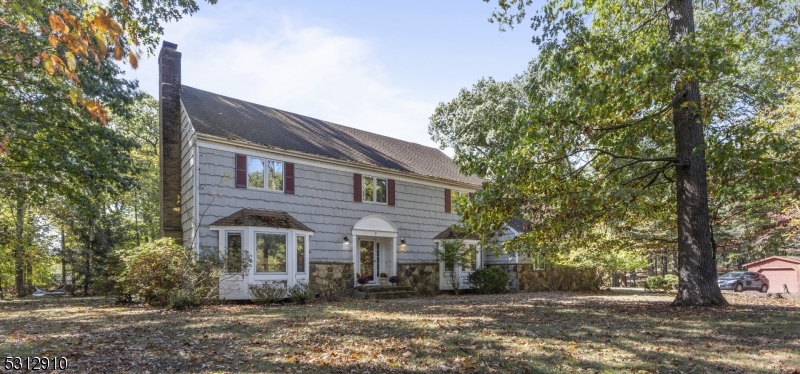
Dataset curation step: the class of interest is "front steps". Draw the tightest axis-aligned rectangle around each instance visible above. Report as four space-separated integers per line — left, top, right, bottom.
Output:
353 285 417 300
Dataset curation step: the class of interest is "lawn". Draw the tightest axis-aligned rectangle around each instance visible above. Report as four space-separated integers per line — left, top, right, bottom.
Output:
2 291 799 373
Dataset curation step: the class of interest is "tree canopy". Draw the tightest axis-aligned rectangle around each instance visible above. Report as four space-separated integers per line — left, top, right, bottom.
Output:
432 0 800 305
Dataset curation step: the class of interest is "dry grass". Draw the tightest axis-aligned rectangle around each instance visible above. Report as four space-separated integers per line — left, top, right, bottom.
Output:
2 290 799 373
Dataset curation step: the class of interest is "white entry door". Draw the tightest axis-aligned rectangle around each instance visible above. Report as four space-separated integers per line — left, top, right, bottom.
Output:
359 240 378 284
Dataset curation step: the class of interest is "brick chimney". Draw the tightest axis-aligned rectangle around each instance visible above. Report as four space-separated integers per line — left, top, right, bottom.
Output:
159 41 182 241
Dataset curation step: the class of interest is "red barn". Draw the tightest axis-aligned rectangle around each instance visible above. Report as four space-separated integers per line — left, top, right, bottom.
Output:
744 256 800 294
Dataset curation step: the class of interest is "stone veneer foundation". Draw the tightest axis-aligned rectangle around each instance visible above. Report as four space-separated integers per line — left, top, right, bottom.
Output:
492 264 603 292
309 262 354 296
397 263 440 295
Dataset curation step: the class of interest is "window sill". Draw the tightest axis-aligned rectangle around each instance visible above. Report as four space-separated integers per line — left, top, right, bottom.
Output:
246 187 285 193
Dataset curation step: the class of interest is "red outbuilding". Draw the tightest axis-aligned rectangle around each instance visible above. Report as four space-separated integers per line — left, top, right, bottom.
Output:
744 256 800 294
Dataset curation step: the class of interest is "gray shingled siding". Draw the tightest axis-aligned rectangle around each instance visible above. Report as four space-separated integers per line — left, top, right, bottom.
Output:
483 228 522 264
196 146 463 263
180 104 196 246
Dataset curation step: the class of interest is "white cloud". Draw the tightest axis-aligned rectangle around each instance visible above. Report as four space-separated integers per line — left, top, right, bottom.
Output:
124 13 446 153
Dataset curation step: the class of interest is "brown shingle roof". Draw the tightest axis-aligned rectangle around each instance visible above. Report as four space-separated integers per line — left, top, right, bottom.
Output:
210 209 313 232
181 86 483 186
433 226 479 240
743 255 800 268
508 218 533 233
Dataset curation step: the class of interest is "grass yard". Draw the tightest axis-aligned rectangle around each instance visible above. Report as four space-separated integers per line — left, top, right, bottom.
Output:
2 290 799 373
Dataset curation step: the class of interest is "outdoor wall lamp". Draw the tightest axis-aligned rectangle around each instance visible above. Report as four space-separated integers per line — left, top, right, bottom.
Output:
343 235 350 245
400 238 406 247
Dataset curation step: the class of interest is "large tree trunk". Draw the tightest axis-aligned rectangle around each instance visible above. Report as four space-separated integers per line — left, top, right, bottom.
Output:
14 197 26 297
667 0 727 306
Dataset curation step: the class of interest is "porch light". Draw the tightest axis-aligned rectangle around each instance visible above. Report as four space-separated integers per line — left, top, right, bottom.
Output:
400 238 406 247
343 235 350 245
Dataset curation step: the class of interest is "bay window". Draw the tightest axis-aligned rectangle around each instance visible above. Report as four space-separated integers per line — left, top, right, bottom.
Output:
255 233 287 273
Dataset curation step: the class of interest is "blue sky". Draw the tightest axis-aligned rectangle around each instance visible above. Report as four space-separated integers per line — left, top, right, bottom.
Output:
123 0 543 153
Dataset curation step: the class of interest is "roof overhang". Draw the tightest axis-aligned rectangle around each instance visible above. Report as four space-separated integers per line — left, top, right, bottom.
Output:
743 256 800 268
210 209 314 232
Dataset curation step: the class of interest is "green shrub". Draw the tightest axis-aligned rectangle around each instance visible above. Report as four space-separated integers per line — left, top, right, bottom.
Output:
643 275 679 292
117 238 186 305
467 267 509 294
288 281 314 304
117 238 226 307
248 281 287 304
169 289 201 309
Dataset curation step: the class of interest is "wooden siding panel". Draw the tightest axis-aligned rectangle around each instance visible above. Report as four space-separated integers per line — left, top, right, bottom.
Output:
194 146 513 264
444 188 451 213
235 154 247 188
353 173 362 202
285 162 295 194
179 103 196 246
388 179 395 206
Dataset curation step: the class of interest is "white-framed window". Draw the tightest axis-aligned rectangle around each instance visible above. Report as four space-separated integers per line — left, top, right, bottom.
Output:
247 156 284 191
225 231 243 273
362 175 387 204
531 253 547 270
255 232 287 273
462 244 478 271
451 190 469 212
296 235 305 273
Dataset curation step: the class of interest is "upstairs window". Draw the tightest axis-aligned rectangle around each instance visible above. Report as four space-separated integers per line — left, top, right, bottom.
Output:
451 190 468 212
247 156 284 191
362 176 387 204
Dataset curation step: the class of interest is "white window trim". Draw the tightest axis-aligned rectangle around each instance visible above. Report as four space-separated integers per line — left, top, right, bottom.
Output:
224 230 244 274
362 175 388 204
211 226 313 284
246 156 285 192
433 239 482 271
295 234 308 275
254 230 290 275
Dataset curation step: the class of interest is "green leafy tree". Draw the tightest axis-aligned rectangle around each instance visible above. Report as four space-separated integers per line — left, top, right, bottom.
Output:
1 0 215 296
433 238 476 295
431 0 800 306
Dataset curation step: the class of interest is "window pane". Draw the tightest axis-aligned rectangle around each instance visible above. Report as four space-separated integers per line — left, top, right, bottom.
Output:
247 157 265 188
255 233 286 273
226 233 242 273
451 190 459 212
376 178 387 203
467 245 477 271
363 176 374 202
440 243 454 272
268 161 284 191
296 236 305 273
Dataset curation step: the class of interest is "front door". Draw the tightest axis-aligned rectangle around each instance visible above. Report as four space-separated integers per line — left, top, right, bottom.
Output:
360 240 377 284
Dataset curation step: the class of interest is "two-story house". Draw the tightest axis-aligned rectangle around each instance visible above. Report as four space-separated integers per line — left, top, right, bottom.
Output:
158 41 526 299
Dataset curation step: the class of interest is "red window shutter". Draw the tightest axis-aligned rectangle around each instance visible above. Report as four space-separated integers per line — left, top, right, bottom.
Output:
444 188 451 213
388 179 395 206
285 163 295 194
353 173 362 202
235 154 247 189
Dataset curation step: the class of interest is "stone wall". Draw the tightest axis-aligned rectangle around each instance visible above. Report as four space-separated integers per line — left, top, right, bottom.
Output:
398 263 439 295
493 264 602 292
309 262 354 296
